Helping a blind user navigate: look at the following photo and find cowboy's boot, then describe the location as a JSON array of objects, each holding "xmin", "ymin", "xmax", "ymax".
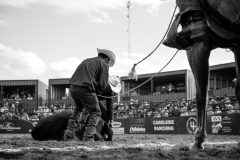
[
  {"xmin": 75, "ymin": 111, "xmax": 89, "ymax": 140},
  {"xmin": 83, "ymin": 112, "xmax": 101, "ymax": 141},
  {"xmin": 63, "ymin": 117, "xmax": 79, "ymax": 141},
  {"xmin": 63, "ymin": 111, "xmax": 85, "ymax": 141}
]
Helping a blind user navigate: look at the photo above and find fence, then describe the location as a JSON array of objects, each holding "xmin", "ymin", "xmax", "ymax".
[
  {"xmin": 1, "ymin": 113, "xmax": 239, "ymax": 135},
  {"xmin": 112, "ymin": 113, "xmax": 240, "ymax": 135}
]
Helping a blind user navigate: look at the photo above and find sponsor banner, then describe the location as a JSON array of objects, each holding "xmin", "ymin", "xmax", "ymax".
[
  {"xmin": 208, "ymin": 113, "xmax": 240, "ymax": 135},
  {"xmin": 111, "ymin": 119, "xmax": 124, "ymax": 134},
  {"xmin": 176, "ymin": 116, "xmax": 197, "ymax": 134},
  {"xmin": 0, "ymin": 120, "xmax": 34, "ymax": 133},
  {"xmin": 119, "ymin": 114, "xmax": 240, "ymax": 135},
  {"xmin": 129, "ymin": 126, "xmax": 146, "ymax": 134},
  {"xmin": 149, "ymin": 117, "xmax": 176, "ymax": 134},
  {"xmin": 129, "ymin": 118, "xmax": 146, "ymax": 134},
  {"xmin": 186, "ymin": 117, "xmax": 198, "ymax": 134}
]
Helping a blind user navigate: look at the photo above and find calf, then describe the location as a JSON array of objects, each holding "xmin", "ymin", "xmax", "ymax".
[{"xmin": 31, "ymin": 103, "xmax": 113, "ymax": 141}]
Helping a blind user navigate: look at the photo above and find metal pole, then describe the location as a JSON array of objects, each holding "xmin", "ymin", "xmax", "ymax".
[{"xmin": 127, "ymin": 0, "xmax": 131, "ymax": 71}]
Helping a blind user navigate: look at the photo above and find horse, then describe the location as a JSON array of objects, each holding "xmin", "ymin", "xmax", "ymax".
[{"xmin": 164, "ymin": 0, "xmax": 240, "ymax": 150}]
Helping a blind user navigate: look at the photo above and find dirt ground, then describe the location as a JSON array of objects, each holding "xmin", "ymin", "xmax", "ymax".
[{"xmin": 0, "ymin": 134, "xmax": 239, "ymax": 160}]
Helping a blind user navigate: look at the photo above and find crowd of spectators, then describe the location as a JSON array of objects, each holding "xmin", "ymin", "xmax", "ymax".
[
  {"xmin": 33, "ymin": 103, "xmax": 74, "ymax": 120},
  {"xmin": 2, "ymin": 92, "xmax": 34, "ymax": 101},
  {"xmin": 153, "ymin": 83, "xmax": 185, "ymax": 95},
  {"xmin": 130, "ymin": 83, "xmax": 185, "ymax": 96},
  {"xmin": 0, "ymin": 95, "xmax": 240, "ymax": 121},
  {"xmin": 114, "ymin": 96, "xmax": 240, "ymax": 119},
  {"xmin": 0, "ymin": 100, "xmax": 75, "ymax": 121},
  {"xmin": 0, "ymin": 101, "xmax": 30, "ymax": 120}
]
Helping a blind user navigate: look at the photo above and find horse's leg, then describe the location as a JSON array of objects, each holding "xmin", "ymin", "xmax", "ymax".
[
  {"xmin": 232, "ymin": 46, "xmax": 240, "ymax": 147},
  {"xmin": 186, "ymin": 41, "xmax": 211, "ymax": 150},
  {"xmin": 232, "ymin": 46, "xmax": 240, "ymax": 107}
]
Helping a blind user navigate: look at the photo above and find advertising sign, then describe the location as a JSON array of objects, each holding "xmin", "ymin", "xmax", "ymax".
[
  {"xmin": 209, "ymin": 114, "xmax": 240, "ymax": 135},
  {"xmin": 186, "ymin": 117, "xmax": 198, "ymax": 134},
  {"xmin": 129, "ymin": 118, "xmax": 146, "ymax": 134},
  {"xmin": 151, "ymin": 117, "xmax": 176, "ymax": 134},
  {"xmin": 111, "ymin": 119, "xmax": 125, "ymax": 134},
  {"xmin": 0, "ymin": 120, "xmax": 34, "ymax": 133},
  {"xmin": 176, "ymin": 116, "xmax": 197, "ymax": 134}
]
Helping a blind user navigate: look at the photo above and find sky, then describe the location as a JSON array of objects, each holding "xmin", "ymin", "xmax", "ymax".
[{"xmin": 0, "ymin": 0, "xmax": 235, "ymax": 85}]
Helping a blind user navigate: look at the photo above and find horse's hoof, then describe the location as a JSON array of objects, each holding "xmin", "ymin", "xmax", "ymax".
[{"xmin": 190, "ymin": 143, "xmax": 204, "ymax": 151}]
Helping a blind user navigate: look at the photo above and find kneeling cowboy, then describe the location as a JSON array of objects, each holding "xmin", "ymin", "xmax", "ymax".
[{"xmin": 64, "ymin": 48, "xmax": 116, "ymax": 141}]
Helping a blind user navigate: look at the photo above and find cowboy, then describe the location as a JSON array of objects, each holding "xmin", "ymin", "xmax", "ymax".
[
  {"xmin": 64, "ymin": 48, "xmax": 116, "ymax": 141},
  {"xmin": 78, "ymin": 75, "xmax": 121, "ymax": 141}
]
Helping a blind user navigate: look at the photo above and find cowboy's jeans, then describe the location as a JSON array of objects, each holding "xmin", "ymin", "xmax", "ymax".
[{"xmin": 69, "ymin": 85, "xmax": 101, "ymax": 140}]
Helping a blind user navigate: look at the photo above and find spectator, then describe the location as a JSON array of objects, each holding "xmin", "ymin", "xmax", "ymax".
[
  {"xmin": 129, "ymin": 109, "xmax": 134, "ymax": 118},
  {"xmin": 215, "ymin": 106, "xmax": 222, "ymax": 114},
  {"xmin": 9, "ymin": 103, "xmax": 18, "ymax": 116},
  {"xmin": 156, "ymin": 111, "xmax": 161, "ymax": 118},
  {"xmin": 34, "ymin": 106, "xmax": 44, "ymax": 119},
  {"xmin": 15, "ymin": 93, "xmax": 21, "ymax": 101},
  {"xmin": 225, "ymin": 99, "xmax": 234, "ymax": 114},
  {"xmin": 207, "ymin": 106, "xmax": 214, "ymax": 116},
  {"xmin": 172, "ymin": 106, "xmax": 181, "ymax": 116},
  {"xmin": 167, "ymin": 83, "xmax": 174, "ymax": 93},
  {"xmin": 16, "ymin": 101, "xmax": 23, "ymax": 116},
  {"xmin": 0, "ymin": 103, "xmax": 9, "ymax": 114},
  {"xmin": 180, "ymin": 99, "xmax": 188, "ymax": 109},
  {"xmin": 161, "ymin": 107, "xmax": 169, "ymax": 117},
  {"xmin": 189, "ymin": 107, "xmax": 197, "ymax": 116},
  {"xmin": 22, "ymin": 109, "xmax": 30, "ymax": 120},
  {"xmin": 30, "ymin": 114, "xmax": 39, "ymax": 121},
  {"xmin": 27, "ymin": 94, "xmax": 34, "ymax": 100},
  {"xmin": 146, "ymin": 110, "xmax": 152, "ymax": 117},
  {"xmin": 209, "ymin": 97, "xmax": 218, "ymax": 112},
  {"xmin": 168, "ymin": 106, "xmax": 174, "ymax": 117},
  {"xmin": 233, "ymin": 102, "xmax": 240, "ymax": 113},
  {"xmin": 43, "ymin": 105, "xmax": 51, "ymax": 117},
  {"xmin": 180, "ymin": 106, "xmax": 189, "ymax": 116}
]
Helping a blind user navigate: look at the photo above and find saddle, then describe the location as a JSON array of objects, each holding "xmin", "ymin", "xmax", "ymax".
[
  {"xmin": 164, "ymin": 0, "xmax": 240, "ymax": 49},
  {"xmin": 199, "ymin": 0, "xmax": 240, "ymax": 40},
  {"xmin": 163, "ymin": 11, "xmax": 208, "ymax": 50},
  {"xmin": 163, "ymin": 13, "xmax": 193, "ymax": 50}
]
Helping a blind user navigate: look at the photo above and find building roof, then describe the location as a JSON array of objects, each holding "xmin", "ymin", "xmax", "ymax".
[{"xmin": 121, "ymin": 69, "xmax": 190, "ymax": 81}]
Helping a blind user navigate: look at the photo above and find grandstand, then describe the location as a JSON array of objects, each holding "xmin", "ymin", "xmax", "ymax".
[
  {"xmin": 121, "ymin": 62, "xmax": 236, "ymax": 104},
  {"xmin": 0, "ymin": 62, "xmax": 238, "ymax": 123},
  {"xmin": 0, "ymin": 79, "xmax": 47, "ymax": 113}
]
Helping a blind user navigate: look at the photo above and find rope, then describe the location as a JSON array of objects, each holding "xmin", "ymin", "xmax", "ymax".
[
  {"xmin": 134, "ymin": 4, "xmax": 177, "ymax": 66},
  {"xmin": 98, "ymin": 49, "xmax": 179, "ymax": 99},
  {"xmin": 98, "ymin": 4, "xmax": 179, "ymax": 100}
]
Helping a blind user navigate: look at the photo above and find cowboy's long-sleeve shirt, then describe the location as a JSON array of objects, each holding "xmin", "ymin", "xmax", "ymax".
[{"xmin": 69, "ymin": 56, "xmax": 109, "ymax": 95}]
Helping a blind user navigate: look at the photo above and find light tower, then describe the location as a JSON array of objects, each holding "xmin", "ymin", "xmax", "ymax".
[{"xmin": 126, "ymin": 0, "xmax": 131, "ymax": 71}]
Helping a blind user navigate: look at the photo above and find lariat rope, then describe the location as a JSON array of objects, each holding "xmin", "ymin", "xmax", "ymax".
[
  {"xmin": 133, "ymin": 4, "xmax": 177, "ymax": 66},
  {"xmin": 98, "ymin": 49, "xmax": 179, "ymax": 99},
  {"xmin": 99, "ymin": 4, "xmax": 179, "ymax": 99}
]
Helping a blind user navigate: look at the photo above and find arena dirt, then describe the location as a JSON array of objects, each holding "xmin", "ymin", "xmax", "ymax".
[{"xmin": 0, "ymin": 134, "xmax": 239, "ymax": 160}]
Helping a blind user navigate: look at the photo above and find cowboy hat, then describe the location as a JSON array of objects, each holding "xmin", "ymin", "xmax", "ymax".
[
  {"xmin": 108, "ymin": 75, "xmax": 121, "ymax": 93},
  {"xmin": 97, "ymin": 48, "xmax": 116, "ymax": 67}
]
